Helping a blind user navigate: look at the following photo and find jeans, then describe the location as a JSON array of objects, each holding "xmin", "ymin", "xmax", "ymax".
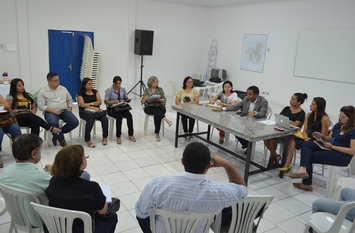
[
  {"xmin": 44, "ymin": 110, "xmax": 79, "ymax": 142},
  {"xmin": 181, "ymin": 114, "xmax": 195, "ymax": 133},
  {"xmin": 300, "ymin": 141, "xmax": 352, "ymax": 185},
  {"xmin": 0, "ymin": 123, "xmax": 22, "ymax": 151},
  {"xmin": 79, "ymin": 112, "xmax": 108, "ymax": 142},
  {"xmin": 108, "ymin": 110, "xmax": 134, "ymax": 137},
  {"xmin": 144, "ymin": 106, "xmax": 166, "ymax": 134},
  {"xmin": 235, "ymin": 136, "xmax": 248, "ymax": 148},
  {"xmin": 312, "ymin": 187, "xmax": 355, "ymax": 221}
]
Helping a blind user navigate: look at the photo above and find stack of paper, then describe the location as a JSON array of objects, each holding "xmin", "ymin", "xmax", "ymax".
[
  {"xmin": 208, "ymin": 104, "xmax": 222, "ymax": 109},
  {"xmin": 100, "ymin": 185, "xmax": 112, "ymax": 203}
]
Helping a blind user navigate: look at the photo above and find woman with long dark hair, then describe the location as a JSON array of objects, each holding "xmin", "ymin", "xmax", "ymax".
[
  {"xmin": 175, "ymin": 76, "xmax": 200, "ymax": 139},
  {"xmin": 78, "ymin": 77, "xmax": 108, "ymax": 148},
  {"xmin": 264, "ymin": 93, "xmax": 307, "ymax": 168},
  {"xmin": 290, "ymin": 106, "xmax": 355, "ymax": 191},
  {"xmin": 9, "ymin": 78, "xmax": 61, "ymax": 135},
  {"xmin": 280, "ymin": 97, "xmax": 330, "ymax": 174}
]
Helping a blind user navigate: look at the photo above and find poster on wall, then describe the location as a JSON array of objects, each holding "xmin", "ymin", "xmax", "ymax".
[{"xmin": 240, "ymin": 34, "xmax": 268, "ymax": 73}]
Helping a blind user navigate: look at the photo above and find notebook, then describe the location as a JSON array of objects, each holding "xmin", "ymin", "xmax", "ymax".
[{"xmin": 274, "ymin": 113, "xmax": 299, "ymax": 130}]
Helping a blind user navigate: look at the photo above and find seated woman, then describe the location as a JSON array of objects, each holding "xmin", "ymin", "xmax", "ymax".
[
  {"xmin": 175, "ymin": 76, "xmax": 200, "ymax": 139},
  {"xmin": 46, "ymin": 145, "xmax": 118, "ymax": 233},
  {"xmin": 290, "ymin": 105, "xmax": 355, "ymax": 191},
  {"xmin": 0, "ymin": 94, "xmax": 22, "ymax": 168},
  {"xmin": 312, "ymin": 187, "xmax": 355, "ymax": 222},
  {"xmin": 280, "ymin": 97, "xmax": 330, "ymax": 174},
  {"xmin": 104, "ymin": 76, "xmax": 135, "ymax": 145},
  {"xmin": 264, "ymin": 93, "xmax": 307, "ymax": 168},
  {"xmin": 141, "ymin": 76, "xmax": 172, "ymax": 142},
  {"xmin": 9, "ymin": 78, "xmax": 61, "ymax": 135},
  {"xmin": 78, "ymin": 78, "xmax": 108, "ymax": 148},
  {"xmin": 209, "ymin": 80, "xmax": 241, "ymax": 144}
]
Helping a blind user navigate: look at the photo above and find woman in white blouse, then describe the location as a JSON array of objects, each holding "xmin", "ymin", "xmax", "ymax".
[{"xmin": 210, "ymin": 81, "xmax": 241, "ymax": 144}]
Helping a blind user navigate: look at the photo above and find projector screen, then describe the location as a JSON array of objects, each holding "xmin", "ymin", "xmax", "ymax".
[{"xmin": 294, "ymin": 29, "xmax": 355, "ymax": 84}]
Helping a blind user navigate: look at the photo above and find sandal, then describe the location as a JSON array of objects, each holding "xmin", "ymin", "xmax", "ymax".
[
  {"xmin": 86, "ymin": 141, "xmax": 95, "ymax": 148},
  {"xmin": 116, "ymin": 137, "xmax": 122, "ymax": 144},
  {"xmin": 128, "ymin": 136, "xmax": 136, "ymax": 142},
  {"xmin": 274, "ymin": 154, "xmax": 282, "ymax": 167},
  {"xmin": 219, "ymin": 137, "xmax": 224, "ymax": 144},
  {"xmin": 102, "ymin": 138, "xmax": 108, "ymax": 145},
  {"xmin": 156, "ymin": 134, "xmax": 161, "ymax": 142},
  {"xmin": 267, "ymin": 158, "xmax": 275, "ymax": 168},
  {"xmin": 49, "ymin": 126, "xmax": 61, "ymax": 134},
  {"xmin": 168, "ymin": 121, "xmax": 173, "ymax": 127}
]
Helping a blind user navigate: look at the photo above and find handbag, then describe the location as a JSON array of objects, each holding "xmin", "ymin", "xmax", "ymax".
[
  {"xmin": 85, "ymin": 109, "xmax": 107, "ymax": 119},
  {"xmin": 96, "ymin": 197, "xmax": 120, "ymax": 218},
  {"xmin": 0, "ymin": 112, "xmax": 17, "ymax": 128},
  {"xmin": 111, "ymin": 104, "xmax": 132, "ymax": 113}
]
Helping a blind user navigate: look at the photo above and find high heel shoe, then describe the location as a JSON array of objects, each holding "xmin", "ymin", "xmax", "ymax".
[{"xmin": 279, "ymin": 164, "xmax": 293, "ymax": 176}]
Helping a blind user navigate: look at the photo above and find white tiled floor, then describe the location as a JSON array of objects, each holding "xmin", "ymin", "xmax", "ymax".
[{"xmin": 0, "ymin": 98, "xmax": 353, "ymax": 232}]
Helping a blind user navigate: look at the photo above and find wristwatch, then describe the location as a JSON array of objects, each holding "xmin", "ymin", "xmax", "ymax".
[{"xmin": 91, "ymin": 103, "xmax": 93, "ymax": 106}]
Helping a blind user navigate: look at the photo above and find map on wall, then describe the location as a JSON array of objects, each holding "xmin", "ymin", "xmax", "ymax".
[{"xmin": 240, "ymin": 34, "xmax": 268, "ymax": 73}]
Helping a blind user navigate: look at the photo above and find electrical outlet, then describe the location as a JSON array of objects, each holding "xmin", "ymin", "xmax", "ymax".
[{"xmin": 0, "ymin": 44, "xmax": 4, "ymax": 49}]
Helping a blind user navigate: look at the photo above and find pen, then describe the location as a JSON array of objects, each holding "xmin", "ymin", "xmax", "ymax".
[{"xmin": 329, "ymin": 138, "xmax": 335, "ymax": 144}]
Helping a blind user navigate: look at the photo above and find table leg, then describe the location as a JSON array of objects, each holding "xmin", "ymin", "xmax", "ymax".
[
  {"xmin": 174, "ymin": 112, "xmax": 180, "ymax": 148},
  {"xmin": 207, "ymin": 125, "xmax": 211, "ymax": 141},
  {"xmin": 244, "ymin": 141, "xmax": 253, "ymax": 185}
]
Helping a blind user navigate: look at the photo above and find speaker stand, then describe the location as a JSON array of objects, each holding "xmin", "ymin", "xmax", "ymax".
[{"xmin": 127, "ymin": 55, "xmax": 146, "ymax": 97}]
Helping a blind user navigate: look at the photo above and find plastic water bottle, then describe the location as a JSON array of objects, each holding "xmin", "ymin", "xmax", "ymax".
[{"xmin": 2, "ymin": 72, "xmax": 9, "ymax": 85}]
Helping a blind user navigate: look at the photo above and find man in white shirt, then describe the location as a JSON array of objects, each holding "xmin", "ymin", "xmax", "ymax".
[
  {"xmin": 135, "ymin": 142, "xmax": 248, "ymax": 233},
  {"xmin": 37, "ymin": 72, "xmax": 78, "ymax": 147}
]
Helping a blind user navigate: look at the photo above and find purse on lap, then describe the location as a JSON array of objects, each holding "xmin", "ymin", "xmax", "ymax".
[
  {"xmin": 84, "ymin": 109, "xmax": 107, "ymax": 119},
  {"xmin": 0, "ymin": 111, "xmax": 17, "ymax": 127}
]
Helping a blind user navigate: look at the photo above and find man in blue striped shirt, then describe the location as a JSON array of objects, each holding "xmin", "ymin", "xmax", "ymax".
[{"xmin": 135, "ymin": 142, "xmax": 248, "ymax": 233}]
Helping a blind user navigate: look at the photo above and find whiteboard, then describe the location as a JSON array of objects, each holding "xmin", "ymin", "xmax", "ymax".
[{"xmin": 294, "ymin": 29, "xmax": 355, "ymax": 84}]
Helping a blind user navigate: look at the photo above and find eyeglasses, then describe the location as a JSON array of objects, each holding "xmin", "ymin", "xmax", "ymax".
[
  {"xmin": 51, "ymin": 79, "xmax": 60, "ymax": 82},
  {"xmin": 84, "ymin": 153, "xmax": 90, "ymax": 159}
]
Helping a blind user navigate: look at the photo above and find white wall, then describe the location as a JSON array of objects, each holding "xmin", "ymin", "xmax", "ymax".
[
  {"xmin": 206, "ymin": 0, "xmax": 355, "ymax": 119},
  {"xmin": 0, "ymin": 0, "xmax": 208, "ymax": 99},
  {"xmin": 135, "ymin": 0, "xmax": 208, "ymax": 92}
]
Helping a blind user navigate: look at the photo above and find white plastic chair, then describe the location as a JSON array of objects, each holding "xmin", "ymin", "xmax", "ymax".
[
  {"xmin": 211, "ymin": 195, "xmax": 274, "ymax": 233},
  {"xmin": 0, "ymin": 195, "xmax": 6, "ymax": 216},
  {"xmin": 78, "ymin": 118, "xmax": 97, "ymax": 138},
  {"xmin": 144, "ymin": 114, "xmax": 164, "ymax": 136},
  {"xmin": 108, "ymin": 115, "xmax": 116, "ymax": 140},
  {"xmin": 30, "ymin": 202, "xmax": 93, "ymax": 233},
  {"xmin": 325, "ymin": 155, "xmax": 355, "ymax": 198},
  {"xmin": 304, "ymin": 201, "xmax": 355, "ymax": 233},
  {"xmin": 150, "ymin": 209, "xmax": 214, "ymax": 233},
  {"xmin": 44, "ymin": 119, "xmax": 73, "ymax": 146},
  {"xmin": 332, "ymin": 177, "xmax": 355, "ymax": 200},
  {"xmin": 0, "ymin": 183, "xmax": 42, "ymax": 233},
  {"xmin": 169, "ymin": 81, "xmax": 182, "ymax": 107}
]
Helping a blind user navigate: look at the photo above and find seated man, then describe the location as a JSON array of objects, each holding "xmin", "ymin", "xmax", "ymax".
[
  {"xmin": 219, "ymin": 85, "xmax": 268, "ymax": 152},
  {"xmin": 312, "ymin": 187, "xmax": 355, "ymax": 222},
  {"xmin": 135, "ymin": 142, "xmax": 248, "ymax": 233},
  {"xmin": 37, "ymin": 72, "xmax": 79, "ymax": 147},
  {"xmin": 0, "ymin": 134, "xmax": 90, "ymax": 227}
]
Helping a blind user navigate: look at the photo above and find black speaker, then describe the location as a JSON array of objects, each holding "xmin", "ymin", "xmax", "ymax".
[{"xmin": 134, "ymin": 30, "xmax": 154, "ymax": 56}]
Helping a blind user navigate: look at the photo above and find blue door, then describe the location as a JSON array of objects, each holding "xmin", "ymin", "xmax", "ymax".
[{"xmin": 48, "ymin": 30, "xmax": 94, "ymax": 99}]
